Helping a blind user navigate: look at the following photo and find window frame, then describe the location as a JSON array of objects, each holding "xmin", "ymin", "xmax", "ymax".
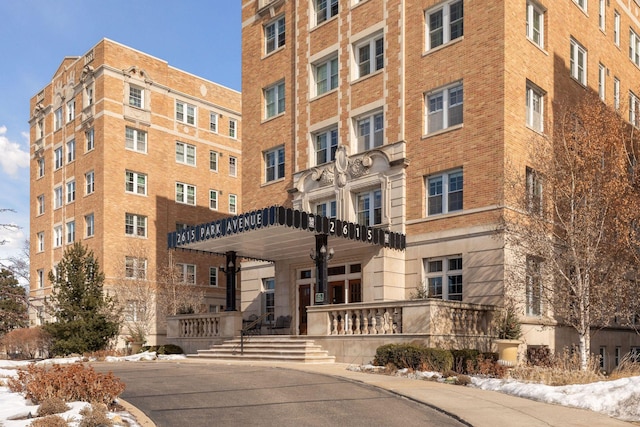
[
  {"xmin": 315, "ymin": 0, "xmax": 339, "ymax": 26},
  {"xmin": 425, "ymin": 0, "xmax": 464, "ymax": 51},
  {"xmin": 66, "ymin": 220, "xmax": 75, "ymax": 244},
  {"xmin": 264, "ymin": 81, "xmax": 285, "ymax": 119},
  {"xmin": 314, "ymin": 127, "xmax": 338, "ymax": 165},
  {"xmin": 425, "ymin": 82, "xmax": 464, "ymax": 134},
  {"xmin": 629, "ymin": 91, "xmax": 640, "ymax": 127},
  {"xmin": 526, "ymin": 82, "xmax": 545, "ymax": 132},
  {"xmin": 54, "ymin": 108, "xmax": 63, "ymax": 131},
  {"xmin": 265, "ymin": 15, "xmax": 285, "ymax": 54},
  {"xmin": 177, "ymin": 263, "xmax": 196, "ymax": 285},
  {"xmin": 85, "ymin": 213, "xmax": 94, "ymax": 238},
  {"xmin": 573, "ymin": 0, "xmax": 587, "ymax": 12},
  {"xmin": 85, "ymin": 171, "xmax": 95, "ymax": 195},
  {"xmin": 356, "ymin": 188, "xmax": 382, "ymax": 226},
  {"xmin": 229, "ymin": 119, "xmax": 238, "ymax": 139},
  {"xmin": 424, "ymin": 256, "xmax": 463, "ymax": 301},
  {"xmin": 526, "ymin": 256, "xmax": 543, "ymax": 316},
  {"xmin": 125, "ymin": 213, "xmax": 147, "ymax": 238},
  {"xmin": 125, "ymin": 127, "xmax": 147, "ymax": 153},
  {"xmin": 209, "ymin": 151, "xmax": 218, "ymax": 172},
  {"xmin": 570, "ymin": 38, "xmax": 587, "ymax": 85},
  {"xmin": 614, "ymin": 77, "xmax": 621, "ymax": 110},
  {"xmin": 66, "ymin": 180, "xmax": 76, "ymax": 204},
  {"xmin": 209, "ymin": 266, "xmax": 218, "ymax": 287},
  {"xmin": 526, "ymin": 1, "xmax": 545, "ymax": 48},
  {"xmin": 175, "ymin": 182, "xmax": 197, "ymax": 206},
  {"xmin": 209, "ymin": 112, "xmax": 218, "ymax": 133},
  {"xmin": 315, "ymin": 199, "xmax": 337, "ymax": 218},
  {"xmin": 54, "ymin": 147, "xmax": 63, "ymax": 170},
  {"xmin": 176, "ymin": 100, "xmax": 197, "ymax": 126},
  {"xmin": 175, "ymin": 141, "xmax": 197, "ymax": 166},
  {"xmin": 356, "ymin": 111, "xmax": 384, "ymax": 152},
  {"xmin": 426, "ymin": 169, "xmax": 463, "ymax": 216},
  {"xmin": 526, "ymin": 167, "xmax": 544, "ymax": 216},
  {"xmin": 630, "ymin": 29, "xmax": 640, "ymax": 67},
  {"xmin": 129, "ymin": 85, "xmax": 144, "ymax": 109},
  {"xmin": 263, "ymin": 278, "xmax": 275, "ymax": 323},
  {"xmin": 229, "ymin": 194, "xmax": 237, "ymax": 214},
  {"xmin": 37, "ymin": 231, "xmax": 45, "ymax": 252},
  {"xmin": 37, "ymin": 194, "xmax": 45, "ymax": 215},
  {"xmin": 53, "ymin": 186, "xmax": 63, "ymax": 210},
  {"xmin": 125, "ymin": 171, "xmax": 147, "ymax": 196},
  {"xmin": 85, "ymin": 128, "xmax": 95, "ymax": 152},
  {"xmin": 209, "ymin": 189, "xmax": 218, "ymax": 210},
  {"xmin": 614, "ymin": 11, "xmax": 620, "ymax": 46},
  {"xmin": 53, "ymin": 225, "xmax": 63, "ymax": 248},
  {"xmin": 229, "ymin": 156, "xmax": 238, "ymax": 177},
  {"xmin": 598, "ymin": 0, "xmax": 606, "ymax": 31},
  {"xmin": 66, "ymin": 139, "xmax": 75, "ymax": 164},
  {"xmin": 355, "ymin": 35, "xmax": 384, "ymax": 79},
  {"xmin": 66, "ymin": 99, "xmax": 75, "ymax": 123},
  {"xmin": 314, "ymin": 56, "xmax": 339, "ymax": 97},
  {"xmin": 37, "ymin": 158, "xmax": 45, "ymax": 178},
  {"xmin": 125, "ymin": 257, "xmax": 147, "ymax": 280},
  {"xmin": 264, "ymin": 146, "xmax": 285, "ymax": 182},
  {"xmin": 598, "ymin": 63, "xmax": 606, "ymax": 101}
]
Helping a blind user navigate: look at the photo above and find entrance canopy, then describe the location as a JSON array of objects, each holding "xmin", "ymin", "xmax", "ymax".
[{"xmin": 167, "ymin": 206, "xmax": 405, "ymax": 262}]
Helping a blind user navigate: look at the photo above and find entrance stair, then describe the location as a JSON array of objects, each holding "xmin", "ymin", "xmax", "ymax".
[{"xmin": 191, "ymin": 336, "xmax": 335, "ymax": 363}]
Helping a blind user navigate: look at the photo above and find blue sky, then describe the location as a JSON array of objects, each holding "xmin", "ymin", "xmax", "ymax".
[{"xmin": 0, "ymin": 1, "xmax": 242, "ymax": 264}]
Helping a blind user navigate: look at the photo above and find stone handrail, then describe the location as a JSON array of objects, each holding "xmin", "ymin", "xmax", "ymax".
[{"xmin": 166, "ymin": 312, "xmax": 242, "ymax": 339}]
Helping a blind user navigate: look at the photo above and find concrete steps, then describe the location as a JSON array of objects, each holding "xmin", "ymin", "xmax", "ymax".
[{"xmin": 191, "ymin": 336, "xmax": 335, "ymax": 363}]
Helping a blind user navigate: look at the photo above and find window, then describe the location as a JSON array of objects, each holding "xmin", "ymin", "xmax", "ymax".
[
  {"xmin": 66, "ymin": 221, "xmax": 75, "ymax": 244},
  {"xmin": 53, "ymin": 186, "xmax": 63, "ymax": 209},
  {"xmin": 615, "ymin": 347, "xmax": 621, "ymax": 367},
  {"xmin": 526, "ymin": 82, "xmax": 544, "ymax": 132},
  {"xmin": 599, "ymin": 347, "xmax": 606, "ymax": 370},
  {"xmin": 209, "ymin": 267, "xmax": 218, "ymax": 287},
  {"xmin": 37, "ymin": 232, "xmax": 44, "ymax": 252},
  {"xmin": 37, "ymin": 158, "xmax": 45, "ymax": 178},
  {"xmin": 37, "ymin": 269, "xmax": 44, "ymax": 289},
  {"xmin": 53, "ymin": 225, "xmax": 63, "ymax": 248},
  {"xmin": 176, "ymin": 182, "xmax": 196, "ymax": 205},
  {"xmin": 573, "ymin": 0, "xmax": 587, "ymax": 12},
  {"xmin": 614, "ymin": 77, "xmax": 620, "ymax": 110},
  {"xmin": 526, "ymin": 167, "xmax": 543, "ymax": 215},
  {"xmin": 125, "ymin": 127, "xmax": 147, "ymax": 153},
  {"xmin": 229, "ymin": 119, "xmax": 237, "ymax": 139},
  {"xmin": 85, "ymin": 213, "xmax": 94, "ymax": 237},
  {"xmin": 614, "ymin": 11, "xmax": 620, "ymax": 46},
  {"xmin": 424, "ymin": 256, "xmax": 463, "ymax": 301},
  {"xmin": 315, "ymin": 127, "xmax": 338, "ymax": 165},
  {"xmin": 85, "ymin": 85, "xmax": 94, "ymax": 107},
  {"xmin": 175, "ymin": 142, "xmax": 196, "ymax": 166},
  {"xmin": 176, "ymin": 100, "xmax": 196, "ymax": 125},
  {"xmin": 229, "ymin": 194, "xmax": 237, "ymax": 214},
  {"xmin": 66, "ymin": 180, "xmax": 76, "ymax": 204},
  {"xmin": 265, "ymin": 16, "xmax": 285, "ymax": 54},
  {"xmin": 125, "ymin": 171, "xmax": 147, "ymax": 195},
  {"xmin": 129, "ymin": 85, "xmax": 144, "ymax": 108},
  {"xmin": 599, "ymin": 0, "xmax": 605, "ymax": 31},
  {"xmin": 54, "ymin": 108, "xmax": 63, "ymax": 131},
  {"xmin": 265, "ymin": 146, "xmax": 285, "ymax": 182},
  {"xmin": 356, "ymin": 189, "xmax": 382, "ymax": 226},
  {"xmin": 125, "ymin": 213, "xmax": 147, "ymax": 237},
  {"xmin": 427, "ymin": 170, "xmax": 463, "ymax": 215},
  {"xmin": 263, "ymin": 278, "xmax": 275, "ymax": 322},
  {"xmin": 209, "ymin": 151, "xmax": 218, "ymax": 172},
  {"xmin": 209, "ymin": 190, "xmax": 218, "ymax": 210},
  {"xmin": 85, "ymin": 171, "xmax": 95, "ymax": 195},
  {"xmin": 177, "ymin": 263, "xmax": 196, "ymax": 285},
  {"xmin": 356, "ymin": 35, "xmax": 384, "ymax": 78},
  {"xmin": 314, "ymin": 57, "xmax": 338, "ymax": 96},
  {"xmin": 598, "ymin": 64, "xmax": 606, "ymax": 101},
  {"xmin": 125, "ymin": 257, "xmax": 147, "ymax": 280},
  {"xmin": 37, "ymin": 119, "xmax": 44, "ymax": 140},
  {"xmin": 570, "ymin": 38, "xmax": 587, "ymax": 85},
  {"xmin": 37, "ymin": 194, "xmax": 45, "ymax": 215},
  {"xmin": 426, "ymin": 83, "xmax": 463, "ymax": 133},
  {"xmin": 426, "ymin": 0, "xmax": 463, "ymax": 50},
  {"xmin": 630, "ymin": 29, "xmax": 640, "ymax": 66},
  {"xmin": 315, "ymin": 0, "xmax": 338, "ymax": 25},
  {"xmin": 54, "ymin": 147, "xmax": 63, "ymax": 170},
  {"xmin": 229, "ymin": 156, "xmax": 237, "ymax": 177},
  {"xmin": 356, "ymin": 111, "xmax": 383, "ymax": 151},
  {"xmin": 67, "ymin": 99, "xmax": 75, "ymax": 122},
  {"xmin": 630, "ymin": 92, "xmax": 640, "ymax": 127},
  {"xmin": 526, "ymin": 1, "xmax": 544, "ymax": 48},
  {"xmin": 85, "ymin": 128, "xmax": 94, "ymax": 152},
  {"xmin": 66, "ymin": 139, "xmax": 75, "ymax": 163},
  {"xmin": 265, "ymin": 81, "xmax": 285, "ymax": 118},
  {"xmin": 526, "ymin": 256, "xmax": 543, "ymax": 316},
  {"xmin": 210, "ymin": 112, "xmax": 218, "ymax": 133},
  {"xmin": 315, "ymin": 200, "xmax": 337, "ymax": 218}
]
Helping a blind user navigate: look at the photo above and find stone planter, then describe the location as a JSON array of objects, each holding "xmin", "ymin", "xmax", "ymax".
[
  {"xmin": 130, "ymin": 341, "xmax": 144, "ymax": 355},
  {"xmin": 494, "ymin": 339, "xmax": 522, "ymax": 366}
]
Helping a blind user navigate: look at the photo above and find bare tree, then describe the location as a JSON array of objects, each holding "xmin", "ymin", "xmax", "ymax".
[
  {"xmin": 0, "ymin": 209, "xmax": 19, "ymax": 247},
  {"xmin": 156, "ymin": 250, "xmax": 205, "ymax": 318},
  {"xmin": 503, "ymin": 93, "xmax": 640, "ymax": 370}
]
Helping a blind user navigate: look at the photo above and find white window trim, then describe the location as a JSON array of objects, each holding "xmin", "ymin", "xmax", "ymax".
[
  {"xmin": 526, "ymin": 82, "xmax": 545, "ymax": 132},
  {"xmin": 614, "ymin": 77, "xmax": 620, "ymax": 110},
  {"xmin": 53, "ymin": 225, "xmax": 63, "ymax": 248},
  {"xmin": 570, "ymin": 38, "xmax": 587, "ymax": 85},
  {"xmin": 37, "ymin": 158, "xmax": 45, "ymax": 178},
  {"xmin": 229, "ymin": 194, "xmax": 238, "ymax": 214},
  {"xmin": 264, "ymin": 146, "xmax": 285, "ymax": 182},
  {"xmin": 229, "ymin": 119, "xmax": 238, "ymax": 139},
  {"xmin": 526, "ymin": 256, "xmax": 543, "ymax": 317},
  {"xmin": 630, "ymin": 29, "xmax": 640, "ymax": 67},
  {"xmin": 264, "ymin": 81, "xmax": 285, "ymax": 119},
  {"xmin": 598, "ymin": 0, "xmax": 606, "ymax": 31},
  {"xmin": 125, "ymin": 213, "xmax": 147, "ymax": 238},
  {"xmin": 209, "ymin": 266, "xmax": 218, "ymax": 287},
  {"xmin": 177, "ymin": 263, "xmax": 196, "ymax": 285},
  {"xmin": 85, "ymin": 171, "xmax": 95, "ymax": 195},
  {"xmin": 125, "ymin": 127, "xmax": 147, "ymax": 153},
  {"xmin": 54, "ymin": 108, "xmax": 63, "ymax": 131},
  {"xmin": 209, "ymin": 189, "xmax": 219, "ymax": 210},
  {"xmin": 176, "ymin": 182, "xmax": 197, "ymax": 205},
  {"xmin": 265, "ymin": 15, "xmax": 285, "ymax": 55},
  {"xmin": 314, "ymin": 127, "xmax": 338, "ymax": 165},
  {"xmin": 125, "ymin": 257, "xmax": 147, "ymax": 280},
  {"xmin": 573, "ymin": 0, "xmax": 587, "ymax": 13},
  {"xmin": 125, "ymin": 171, "xmax": 147, "ymax": 196},
  {"xmin": 614, "ymin": 11, "xmax": 620, "ymax": 46},
  {"xmin": 209, "ymin": 151, "xmax": 219, "ymax": 172},
  {"xmin": 53, "ymin": 186, "xmax": 63, "ymax": 210},
  {"xmin": 425, "ymin": 82, "xmax": 464, "ymax": 134},
  {"xmin": 598, "ymin": 64, "xmax": 606, "ymax": 101},
  {"xmin": 175, "ymin": 141, "xmax": 197, "ymax": 166},
  {"xmin": 37, "ymin": 194, "xmax": 45, "ymax": 216},
  {"xmin": 425, "ymin": 0, "xmax": 464, "ymax": 51},
  {"xmin": 210, "ymin": 112, "xmax": 218, "ymax": 133},
  {"xmin": 54, "ymin": 146, "xmax": 63, "ymax": 170},
  {"xmin": 355, "ymin": 110, "xmax": 384, "ymax": 152},
  {"xmin": 66, "ymin": 220, "xmax": 75, "ymax": 244},
  {"xmin": 315, "ymin": 0, "xmax": 339, "ymax": 26},
  {"xmin": 85, "ymin": 128, "xmax": 95, "ymax": 152},
  {"xmin": 85, "ymin": 213, "xmax": 94, "ymax": 238},
  {"xmin": 356, "ymin": 188, "xmax": 382, "ymax": 226},
  {"xmin": 629, "ymin": 91, "xmax": 640, "ymax": 127},
  {"xmin": 354, "ymin": 34, "xmax": 384, "ymax": 79},
  {"xmin": 67, "ymin": 99, "xmax": 75, "ymax": 123},
  {"xmin": 313, "ymin": 55, "xmax": 339, "ymax": 97},
  {"xmin": 129, "ymin": 85, "xmax": 145, "ymax": 109},
  {"xmin": 426, "ymin": 169, "xmax": 464, "ymax": 216},
  {"xmin": 424, "ymin": 256, "xmax": 463, "ymax": 301},
  {"xmin": 229, "ymin": 156, "xmax": 238, "ymax": 177},
  {"xmin": 526, "ymin": 1, "xmax": 545, "ymax": 48},
  {"xmin": 66, "ymin": 180, "xmax": 76, "ymax": 204},
  {"xmin": 37, "ymin": 232, "xmax": 45, "ymax": 252},
  {"xmin": 176, "ymin": 100, "xmax": 197, "ymax": 126},
  {"xmin": 66, "ymin": 139, "xmax": 75, "ymax": 164}
]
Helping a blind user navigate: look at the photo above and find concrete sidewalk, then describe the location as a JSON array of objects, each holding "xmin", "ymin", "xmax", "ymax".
[{"xmin": 174, "ymin": 359, "xmax": 632, "ymax": 427}]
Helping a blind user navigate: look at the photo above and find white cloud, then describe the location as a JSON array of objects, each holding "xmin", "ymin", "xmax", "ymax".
[{"xmin": 0, "ymin": 126, "xmax": 29, "ymax": 177}]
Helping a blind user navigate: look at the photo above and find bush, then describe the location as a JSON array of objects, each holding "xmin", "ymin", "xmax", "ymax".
[
  {"xmin": 1, "ymin": 327, "xmax": 52, "ymax": 359},
  {"xmin": 373, "ymin": 344, "xmax": 453, "ymax": 372},
  {"xmin": 510, "ymin": 347, "xmax": 603, "ymax": 385},
  {"xmin": 37, "ymin": 397, "xmax": 70, "ymax": 417},
  {"xmin": 7, "ymin": 363, "xmax": 125, "ymax": 405},
  {"xmin": 527, "ymin": 346, "xmax": 553, "ymax": 367},
  {"xmin": 29, "ymin": 415, "xmax": 69, "ymax": 427},
  {"xmin": 141, "ymin": 344, "xmax": 184, "ymax": 355},
  {"xmin": 451, "ymin": 349, "xmax": 480, "ymax": 374},
  {"xmin": 78, "ymin": 403, "xmax": 113, "ymax": 427}
]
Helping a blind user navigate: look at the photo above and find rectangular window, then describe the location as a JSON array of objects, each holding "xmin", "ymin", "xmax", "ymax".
[
  {"xmin": 176, "ymin": 182, "xmax": 196, "ymax": 205},
  {"xmin": 356, "ymin": 112, "xmax": 383, "ymax": 151},
  {"xmin": 427, "ymin": 83, "xmax": 463, "ymax": 133},
  {"xmin": 37, "ymin": 158, "xmax": 45, "ymax": 178},
  {"xmin": 125, "ymin": 257, "xmax": 147, "ymax": 280},
  {"xmin": 265, "ymin": 146, "xmax": 285, "ymax": 182},
  {"xmin": 66, "ymin": 139, "xmax": 75, "ymax": 163},
  {"xmin": 570, "ymin": 38, "xmax": 587, "ymax": 85},
  {"xmin": 53, "ymin": 225, "xmax": 63, "ymax": 248},
  {"xmin": 263, "ymin": 278, "xmax": 275, "ymax": 322},
  {"xmin": 315, "ymin": 127, "xmax": 338, "ymax": 165},
  {"xmin": 209, "ymin": 151, "xmax": 218, "ymax": 172},
  {"xmin": 125, "ymin": 213, "xmax": 147, "ymax": 237},
  {"xmin": 85, "ymin": 128, "xmax": 94, "ymax": 152},
  {"xmin": 210, "ymin": 112, "xmax": 218, "ymax": 133},
  {"xmin": 614, "ymin": 11, "xmax": 620, "ymax": 46},
  {"xmin": 176, "ymin": 142, "xmax": 196, "ymax": 166},
  {"xmin": 526, "ymin": 167, "xmax": 543, "ymax": 215},
  {"xmin": 265, "ymin": 81, "xmax": 285, "ymax": 118},
  {"xmin": 265, "ymin": 16, "xmax": 285, "ymax": 54},
  {"xmin": 229, "ymin": 194, "xmax": 237, "ymax": 214},
  {"xmin": 357, "ymin": 35, "xmax": 384, "ymax": 78},
  {"xmin": 85, "ymin": 171, "xmax": 95, "ymax": 195},
  {"xmin": 125, "ymin": 127, "xmax": 147, "ymax": 153},
  {"xmin": 427, "ymin": 169, "xmax": 463, "ymax": 216},
  {"xmin": 630, "ymin": 29, "xmax": 640, "ymax": 66},
  {"xmin": 67, "ymin": 99, "xmax": 75, "ymax": 122},
  {"xmin": 599, "ymin": 347, "xmax": 606, "ymax": 370},
  {"xmin": 574, "ymin": 0, "xmax": 587, "ymax": 12},
  {"xmin": 209, "ymin": 189, "xmax": 218, "ymax": 210},
  {"xmin": 315, "ymin": 0, "xmax": 338, "ymax": 25},
  {"xmin": 229, "ymin": 119, "xmax": 237, "ymax": 139},
  {"xmin": 426, "ymin": 0, "xmax": 464, "ymax": 50},
  {"xmin": 177, "ymin": 263, "xmax": 196, "ymax": 285},
  {"xmin": 176, "ymin": 100, "xmax": 196, "ymax": 125},
  {"xmin": 85, "ymin": 85, "xmax": 94, "ymax": 107},
  {"xmin": 630, "ymin": 92, "xmax": 640, "ymax": 127},
  {"xmin": 615, "ymin": 347, "xmax": 621, "ymax": 367},
  {"xmin": 129, "ymin": 86, "xmax": 144, "ymax": 108},
  {"xmin": 66, "ymin": 180, "xmax": 76, "ymax": 204},
  {"xmin": 37, "ymin": 194, "xmax": 45, "ymax": 215},
  {"xmin": 54, "ymin": 147, "xmax": 63, "ymax": 169},
  {"xmin": 315, "ymin": 57, "xmax": 339, "ymax": 96},
  {"xmin": 357, "ymin": 189, "xmax": 382, "ymax": 226},
  {"xmin": 424, "ymin": 256, "xmax": 463, "ymax": 301},
  {"xmin": 526, "ymin": 256, "xmax": 543, "ymax": 316},
  {"xmin": 37, "ymin": 119, "xmax": 44, "ymax": 140},
  {"xmin": 599, "ymin": 0, "xmax": 606, "ymax": 31},
  {"xmin": 54, "ymin": 108, "xmax": 63, "ymax": 131},
  {"xmin": 37, "ymin": 232, "xmax": 45, "ymax": 252},
  {"xmin": 53, "ymin": 186, "xmax": 63, "ymax": 209},
  {"xmin": 526, "ymin": 1, "xmax": 544, "ymax": 48},
  {"xmin": 229, "ymin": 156, "xmax": 237, "ymax": 177},
  {"xmin": 598, "ymin": 64, "xmax": 606, "ymax": 101},
  {"xmin": 209, "ymin": 267, "xmax": 218, "ymax": 287},
  {"xmin": 66, "ymin": 221, "xmax": 75, "ymax": 244},
  {"xmin": 125, "ymin": 171, "xmax": 147, "ymax": 195},
  {"xmin": 614, "ymin": 77, "xmax": 620, "ymax": 110},
  {"xmin": 315, "ymin": 200, "xmax": 337, "ymax": 218},
  {"xmin": 37, "ymin": 269, "xmax": 44, "ymax": 289},
  {"xmin": 85, "ymin": 213, "xmax": 94, "ymax": 237},
  {"xmin": 526, "ymin": 82, "xmax": 544, "ymax": 132}
]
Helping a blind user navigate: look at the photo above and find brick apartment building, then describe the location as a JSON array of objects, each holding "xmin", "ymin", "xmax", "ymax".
[{"xmin": 29, "ymin": 39, "xmax": 242, "ymax": 345}]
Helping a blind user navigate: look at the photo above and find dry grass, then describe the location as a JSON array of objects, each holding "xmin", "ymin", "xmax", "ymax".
[
  {"xmin": 37, "ymin": 397, "xmax": 70, "ymax": 417},
  {"xmin": 78, "ymin": 403, "xmax": 114, "ymax": 427},
  {"xmin": 29, "ymin": 415, "xmax": 69, "ymax": 427},
  {"xmin": 609, "ymin": 354, "xmax": 640, "ymax": 380},
  {"xmin": 510, "ymin": 347, "xmax": 604, "ymax": 386}
]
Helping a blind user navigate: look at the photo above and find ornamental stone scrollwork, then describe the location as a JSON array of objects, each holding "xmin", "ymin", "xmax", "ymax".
[
  {"xmin": 311, "ymin": 145, "xmax": 373, "ymax": 189},
  {"xmin": 80, "ymin": 65, "xmax": 94, "ymax": 83}
]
